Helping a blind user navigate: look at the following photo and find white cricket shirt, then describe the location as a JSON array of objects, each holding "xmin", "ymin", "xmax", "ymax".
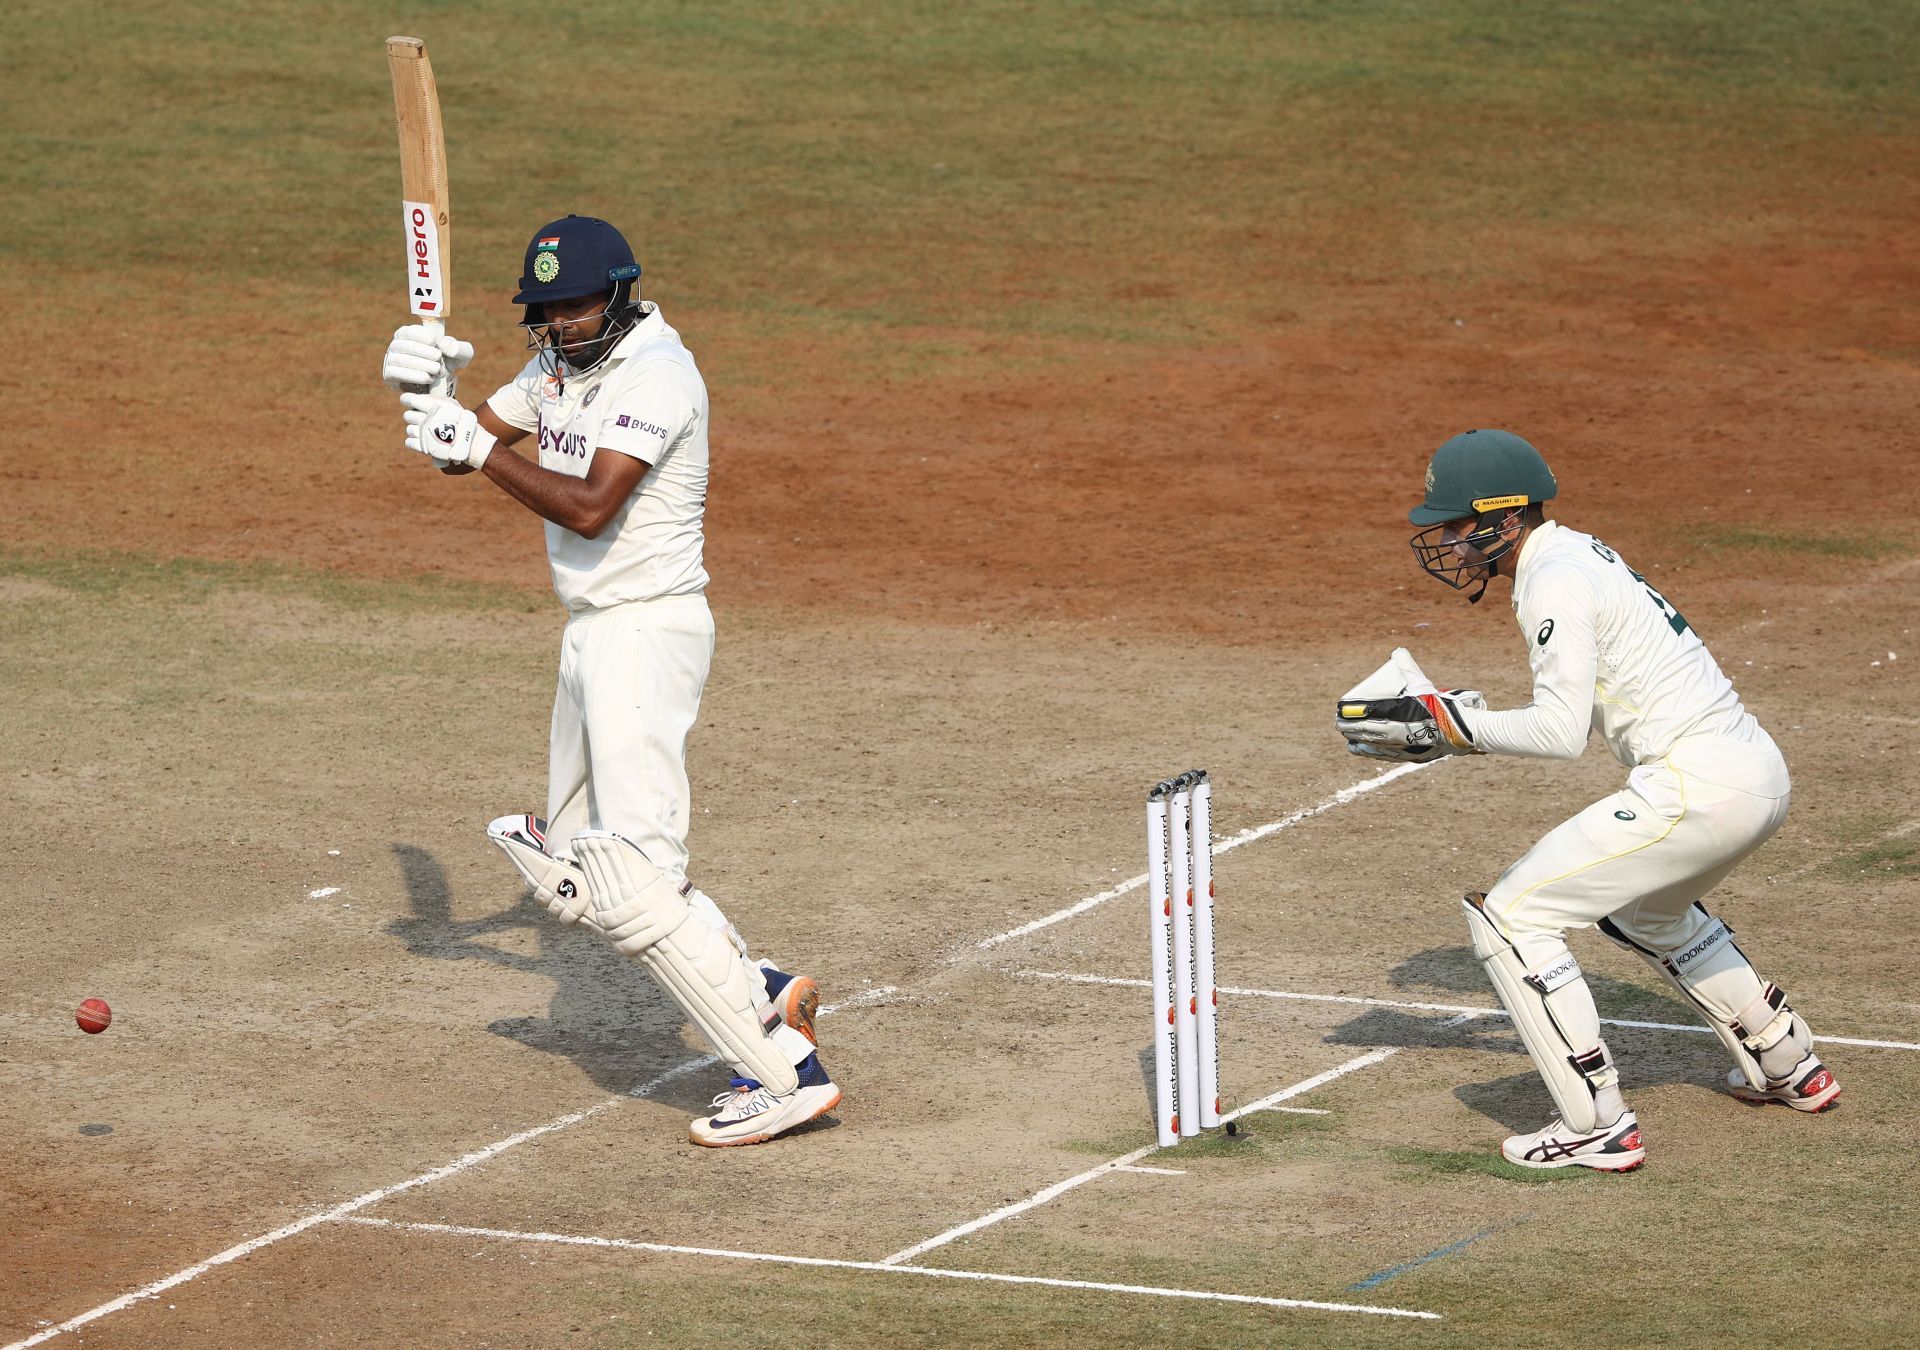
[
  {"xmin": 486, "ymin": 303, "xmax": 710, "ymax": 612},
  {"xmin": 1473, "ymin": 520, "xmax": 1769, "ymax": 768}
]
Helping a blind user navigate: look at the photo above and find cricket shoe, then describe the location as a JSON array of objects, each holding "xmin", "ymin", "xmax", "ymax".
[
  {"xmin": 759, "ymin": 966, "xmax": 820, "ymax": 1045},
  {"xmin": 689, "ymin": 1053, "xmax": 840, "ymax": 1147},
  {"xmin": 1727, "ymin": 1057, "xmax": 1841, "ymax": 1113},
  {"xmin": 1501, "ymin": 1111, "xmax": 1645, "ymax": 1172}
]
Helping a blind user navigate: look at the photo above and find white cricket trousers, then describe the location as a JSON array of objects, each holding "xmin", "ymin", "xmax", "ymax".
[
  {"xmin": 1484, "ymin": 730, "xmax": 1791, "ymax": 949},
  {"xmin": 545, "ymin": 594, "xmax": 714, "ymax": 887}
]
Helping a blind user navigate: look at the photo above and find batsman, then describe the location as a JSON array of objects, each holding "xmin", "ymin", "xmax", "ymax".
[
  {"xmin": 380, "ymin": 215, "xmax": 839, "ymax": 1147},
  {"xmin": 1337, "ymin": 429, "xmax": 1840, "ymax": 1171}
]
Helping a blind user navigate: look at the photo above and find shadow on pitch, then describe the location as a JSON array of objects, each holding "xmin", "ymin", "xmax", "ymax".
[{"xmin": 385, "ymin": 841, "xmax": 722, "ymax": 1111}]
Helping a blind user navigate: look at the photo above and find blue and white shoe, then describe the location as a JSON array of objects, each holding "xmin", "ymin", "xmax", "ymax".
[
  {"xmin": 759, "ymin": 965, "xmax": 821, "ymax": 1045},
  {"xmin": 689, "ymin": 1054, "xmax": 840, "ymax": 1148}
]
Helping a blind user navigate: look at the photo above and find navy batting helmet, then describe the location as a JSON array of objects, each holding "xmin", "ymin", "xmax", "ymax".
[{"xmin": 512, "ymin": 215, "xmax": 642, "ymax": 307}]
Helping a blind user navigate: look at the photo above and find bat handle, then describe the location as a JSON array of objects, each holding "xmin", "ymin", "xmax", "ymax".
[{"xmin": 422, "ymin": 315, "xmax": 459, "ymax": 472}]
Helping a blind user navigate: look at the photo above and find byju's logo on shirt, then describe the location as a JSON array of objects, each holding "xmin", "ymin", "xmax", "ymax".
[
  {"xmin": 614, "ymin": 414, "xmax": 669, "ymax": 437},
  {"xmin": 538, "ymin": 424, "xmax": 590, "ymax": 458}
]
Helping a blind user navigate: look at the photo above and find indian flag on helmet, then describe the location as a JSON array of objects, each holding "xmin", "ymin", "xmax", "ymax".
[{"xmin": 536, "ymin": 237, "xmax": 561, "ymax": 250}]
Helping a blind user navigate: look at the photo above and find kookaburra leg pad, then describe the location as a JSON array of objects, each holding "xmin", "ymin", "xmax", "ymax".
[
  {"xmin": 1599, "ymin": 905, "xmax": 1813, "ymax": 1090},
  {"xmin": 1464, "ymin": 893, "xmax": 1626, "ymax": 1134}
]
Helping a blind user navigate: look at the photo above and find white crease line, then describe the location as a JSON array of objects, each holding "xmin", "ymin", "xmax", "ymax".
[
  {"xmin": 1219, "ymin": 1048, "xmax": 1401, "ymax": 1127},
  {"xmin": 0, "ymin": 1102, "xmax": 622, "ymax": 1350},
  {"xmin": 339, "ymin": 1217, "xmax": 1438, "ymax": 1321},
  {"xmin": 1117, "ymin": 1165, "xmax": 1186, "ymax": 1176},
  {"xmin": 1025, "ymin": 972, "xmax": 1920, "ymax": 1052},
  {"xmin": 976, "ymin": 762, "xmax": 1431, "ymax": 949},
  {"xmin": 879, "ymin": 1049, "xmax": 1399, "ymax": 1268},
  {"xmin": 5, "ymin": 987, "xmax": 896, "ymax": 1350}
]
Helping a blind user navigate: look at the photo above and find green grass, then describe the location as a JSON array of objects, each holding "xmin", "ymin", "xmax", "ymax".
[
  {"xmin": 5, "ymin": 0, "xmax": 1916, "ymax": 372},
  {"xmin": 0, "ymin": 548, "xmax": 531, "ymax": 615},
  {"xmin": 1686, "ymin": 526, "xmax": 1910, "ymax": 560},
  {"xmin": 1823, "ymin": 832, "xmax": 1920, "ymax": 879}
]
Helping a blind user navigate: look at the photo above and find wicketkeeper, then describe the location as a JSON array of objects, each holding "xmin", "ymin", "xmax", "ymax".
[{"xmin": 1336, "ymin": 429, "xmax": 1839, "ymax": 1170}]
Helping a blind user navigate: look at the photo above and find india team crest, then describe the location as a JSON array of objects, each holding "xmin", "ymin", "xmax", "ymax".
[{"xmin": 533, "ymin": 252, "xmax": 560, "ymax": 283}]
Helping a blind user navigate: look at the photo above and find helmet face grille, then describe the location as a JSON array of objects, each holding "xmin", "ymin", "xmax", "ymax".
[
  {"xmin": 520, "ymin": 279, "xmax": 643, "ymax": 378},
  {"xmin": 1409, "ymin": 507, "xmax": 1526, "ymax": 603}
]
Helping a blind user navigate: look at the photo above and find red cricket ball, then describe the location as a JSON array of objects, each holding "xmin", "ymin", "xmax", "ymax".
[{"xmin": 76, "ymin": 998, "xmax": 113, "ymax": 1034}]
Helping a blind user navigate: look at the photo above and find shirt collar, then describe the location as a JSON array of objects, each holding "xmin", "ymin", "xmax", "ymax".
[
  {"xmin": 604, "ymin": 301, "xmax": 666, "ymax": 362},
  {"xmin": 1511, "ymin": 517, "xmax": 1559, "ymax": 588}
]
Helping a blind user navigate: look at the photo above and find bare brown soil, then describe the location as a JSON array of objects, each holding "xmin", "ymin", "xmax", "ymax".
[{"xmin": 11, "ymin": 223, "xmax": 1916, "ymax": 642}]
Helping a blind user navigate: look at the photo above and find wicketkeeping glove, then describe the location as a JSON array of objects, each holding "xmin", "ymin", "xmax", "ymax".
[
  {"xmin": 1339, "ymin": 687, "xmax": 1486, "ymax": 761},
  {"xmin": 382, "ymin": 324, "xmax": 475, "ymax": 393},
  {"xmin": 401, "ymin": 393, "xmax": 496, "ymax": 469},
  {"xmin": 1335, "ymin": 647, "xmax": 1486, "ymax": 762}
]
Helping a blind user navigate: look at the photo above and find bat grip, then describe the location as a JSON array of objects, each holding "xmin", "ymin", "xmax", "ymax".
[{"xmin": 422, "ymin": 316, "xmax": 460, "ymax": 472}]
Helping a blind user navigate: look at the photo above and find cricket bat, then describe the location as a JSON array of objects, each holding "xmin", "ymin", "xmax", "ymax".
[{"xmin": 385, "ymin": 36, "xmax": 463, "ymax": 471}]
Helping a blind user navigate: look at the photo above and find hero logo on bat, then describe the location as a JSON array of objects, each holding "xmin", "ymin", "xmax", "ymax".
[{"xmin": 402, "ymin": 200, "xmax": 445, "ymax": 317}]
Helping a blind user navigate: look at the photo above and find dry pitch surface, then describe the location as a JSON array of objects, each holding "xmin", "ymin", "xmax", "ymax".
[
  {"xmin": 5, "ymin": 2, "xmax": 1920, "ymax": 1345},
  {"xmin": 5, "ymin": 547, "xmax": 1918, "ymax": 1346}
]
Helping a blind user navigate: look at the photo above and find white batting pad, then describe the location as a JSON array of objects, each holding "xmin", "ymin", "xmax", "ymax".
[
  {"xmin": 487, "ymin": 814, "xmax": 593, "ymax": 924},
  {"xmin": 1600, "ymin": 906, "xmax": 1812, "ymax": 1089},
  {"xmin": 572, "ymin": 832, "xmax": 799, "ymax": 1095},
  {"xmin": 1464, "ymin": 895, "xmax": 1623, "ymax": 1134}
]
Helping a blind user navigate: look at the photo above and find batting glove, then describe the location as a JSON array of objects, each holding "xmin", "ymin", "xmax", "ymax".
[
  {"xmin": 401, "ymin": 393, "xmax": 496, "ymax": 469},
  {"xmin": 382, "ymin": 324, "xmax": 476, "ymax": 393}
]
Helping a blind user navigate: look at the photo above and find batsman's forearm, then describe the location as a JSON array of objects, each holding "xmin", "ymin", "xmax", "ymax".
[{"xmin": 482, "ymin": 446, "xmax": 612, "ymax": 537}]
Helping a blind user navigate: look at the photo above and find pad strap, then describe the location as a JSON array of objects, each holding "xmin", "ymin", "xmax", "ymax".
[{"xmin": 1732, "ymin": 983, "xmax": 1789, "ymax": 1045}]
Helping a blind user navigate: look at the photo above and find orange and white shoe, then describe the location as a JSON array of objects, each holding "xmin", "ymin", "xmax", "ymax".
[
  {"xmin": 1727, "ymin": 1057, "xmax": 1841, "ymax": 1113},
  {"xmin": 1501, "ymin": 1111, "xmax": 1645, "ymax": 1172},
  {"xmin": 762, "ymin": 968, "xmax": 820, "ymax": 1045},
  {"xmin": 689, "ymin": 1056, "xmax": 841, "ymax": 1148}
]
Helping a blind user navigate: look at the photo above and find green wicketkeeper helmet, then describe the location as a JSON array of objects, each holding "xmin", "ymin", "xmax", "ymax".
[{"xmin": 1408, "ymin": 429, "xmax": 1558, "ymax": 525}]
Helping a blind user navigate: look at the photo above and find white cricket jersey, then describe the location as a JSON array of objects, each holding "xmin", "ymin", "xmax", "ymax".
[
  {"xmin": 1473, "ymin": 520, "xmax": 1769, "ymax": 768},
  {"xmin": 485, "ymin": 303, "xmax": 710, "ymax": 612}
]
